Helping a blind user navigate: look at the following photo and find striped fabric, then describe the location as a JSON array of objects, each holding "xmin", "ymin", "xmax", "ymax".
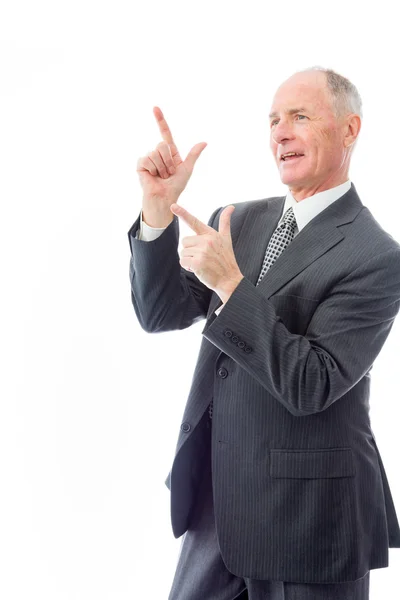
[
  {"xmin": 127, "ymin": 182, "xmax": 400, "ymax": 584},
  {"xmin": 208, "ymin": 206, "xmax": 297, "ymax": 421}
]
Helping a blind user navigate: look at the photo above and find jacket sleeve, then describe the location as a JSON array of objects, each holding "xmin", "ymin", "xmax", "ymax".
[
  {"xmin": 127, "ymin": 205, "xmax": 222, "ymax": 332},
  {"xmin": 201, "ymin": 247, "xmax": 400, "ymax": 416}
]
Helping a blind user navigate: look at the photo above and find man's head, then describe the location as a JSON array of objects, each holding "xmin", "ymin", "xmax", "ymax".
[{"xmin": 269, "ymin": 67, "xmax": 362, "ymax": 201}]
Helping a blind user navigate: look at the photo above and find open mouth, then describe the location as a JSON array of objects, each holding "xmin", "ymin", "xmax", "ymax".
[{"xmin": 281, "ymin": 154, "xmax": 304, "ymax": 163}]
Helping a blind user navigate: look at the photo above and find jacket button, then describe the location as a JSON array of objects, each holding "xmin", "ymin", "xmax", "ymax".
[
  {"xmin": 244, "ymin": 346, "xmax": 252, "ymax": 353},
  {"xmin": 217, "ymin": 367, "xmax": 228, "ymax": 378},
  {"xmin": 231, "ymin": 335, "xmax": 239, "ymax": 343},
  {"xmin": 223, "ymin": 329, "xmax": 233, "ymax": 337},
  {"xmin": 180, "ymin": 422, "xmax": 191, "ymax": 432},
  {"xmin": 238, "ymin": 341, "xmax": 245, "ymax": 348}
]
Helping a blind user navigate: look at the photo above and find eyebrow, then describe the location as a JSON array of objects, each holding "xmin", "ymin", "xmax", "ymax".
[{"xmin": 268, "ymin": 107, "xmax": 308, "ymax": 120}]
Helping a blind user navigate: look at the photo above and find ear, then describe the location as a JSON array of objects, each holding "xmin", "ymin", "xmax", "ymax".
[{"xmin": 344, "ymin": 114, "xmax": 361, "ymax": 149}]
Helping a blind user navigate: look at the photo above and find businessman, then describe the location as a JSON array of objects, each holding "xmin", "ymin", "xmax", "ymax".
[{"xmin": 127, "ymin": 66, "xmax": 400, "ymax": 599}]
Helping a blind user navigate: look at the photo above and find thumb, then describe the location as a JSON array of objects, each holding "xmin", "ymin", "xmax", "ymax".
[
  {"xmin": 219, "ymin": 205, "xmax": 235, "ymax": 237},
  {"xmin": 183, "ymin": 142, "xmax": 208, "ymax": 174}
]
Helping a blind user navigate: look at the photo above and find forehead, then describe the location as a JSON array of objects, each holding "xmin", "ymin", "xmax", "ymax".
[{"xmin": 269, "ymin": 72, "xmax": 331, "ymax": 117}]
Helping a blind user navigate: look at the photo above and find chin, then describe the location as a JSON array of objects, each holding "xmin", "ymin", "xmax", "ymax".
[
  {"xmin": 280, "ymin": 174, "xmax": 304, "ymax": 186},
  {"xmin": 278, "ymin": 167, "xmax": 308, "ymax": 187}
]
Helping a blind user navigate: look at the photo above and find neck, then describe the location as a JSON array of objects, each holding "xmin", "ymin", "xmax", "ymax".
[{"xmin": 290, "ymin": 173, "xmax": 349, "ymax": 202}]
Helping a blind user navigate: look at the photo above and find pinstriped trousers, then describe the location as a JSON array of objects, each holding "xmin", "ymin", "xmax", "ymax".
[{"xmin": 167, "ymin": 411, "xmax": 370, "ymax": 600}]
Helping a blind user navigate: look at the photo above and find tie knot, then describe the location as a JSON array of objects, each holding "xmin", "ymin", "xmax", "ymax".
[{"xmin": 282, "ymin": 207, "xmax": 296, "ymax": 228}]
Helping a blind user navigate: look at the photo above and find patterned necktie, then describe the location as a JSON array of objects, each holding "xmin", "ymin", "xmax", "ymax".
[
  {"xmin": 256, "ymin": 206, "xmax": 297, "ymax": 286},
  {"xmin": 208, "ymin": 206, "xmax": 297, "ymax": 421}
]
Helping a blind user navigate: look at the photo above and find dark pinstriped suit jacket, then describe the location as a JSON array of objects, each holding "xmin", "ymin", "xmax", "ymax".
[{"xmin": 127, "ymin": 182, "xmax": 400, "ymax": 584}]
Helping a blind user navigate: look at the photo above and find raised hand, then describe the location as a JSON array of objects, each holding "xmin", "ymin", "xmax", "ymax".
[{"xmin": 136, "ymin": 107, "xmax": 207, "ymax": 227}]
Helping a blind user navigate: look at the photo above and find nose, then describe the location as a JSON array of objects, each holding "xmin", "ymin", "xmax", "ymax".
[{"xmin": 271, "ymin": 120, "xmax": 295, "ymax": 145}]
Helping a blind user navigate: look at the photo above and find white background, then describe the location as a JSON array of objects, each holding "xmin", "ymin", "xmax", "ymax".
[{"xmin": 1, "ymin": 0, "xmax": 399, "ymax": 598}]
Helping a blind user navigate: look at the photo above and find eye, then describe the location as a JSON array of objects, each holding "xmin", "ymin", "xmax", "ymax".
[{"xmin": 270, "ymin": 114, "xmax": 307, "ymax": 127}]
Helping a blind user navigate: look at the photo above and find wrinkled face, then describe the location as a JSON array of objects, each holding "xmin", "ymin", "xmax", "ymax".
[{"xmin": 269, "ymin": 71, "xmax": 348, "ymax": 199}]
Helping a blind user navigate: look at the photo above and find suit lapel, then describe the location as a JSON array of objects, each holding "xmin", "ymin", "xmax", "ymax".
[{"xmin": 208, "ymin": 182, "xmax": 364, "ymax": 315}]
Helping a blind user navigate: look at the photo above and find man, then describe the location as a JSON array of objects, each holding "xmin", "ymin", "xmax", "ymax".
[{"xmin": 127, "ymin": 67, "xmax": 400, "ymax": 599}]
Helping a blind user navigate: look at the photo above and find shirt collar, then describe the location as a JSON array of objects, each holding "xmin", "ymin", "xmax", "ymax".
[{"xmin": 282, "ymin": 180, "xmax": 352, "ymax": 232}]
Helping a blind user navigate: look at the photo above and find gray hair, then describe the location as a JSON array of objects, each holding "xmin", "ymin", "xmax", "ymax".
[{"xmin": 296, "ymin": 65, "xmax": 363, "ymax": 121}]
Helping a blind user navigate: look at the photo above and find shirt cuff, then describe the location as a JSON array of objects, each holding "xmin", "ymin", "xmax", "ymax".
[
  {"xmin": 136, "ymin": 209, "xmax": 168, "ymax": 241},
  {"xmin": 215, "ymin": 304, "xmax": 224, "ymax": 316}
]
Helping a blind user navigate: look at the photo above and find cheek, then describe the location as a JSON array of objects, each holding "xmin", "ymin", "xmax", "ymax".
[
  {"xmin": 308, "ymin": 129, "xmax": 336, "ymax": 167},
  {"xmin": 318, "ymin": 126, "xmax": 337, "ymax": 149}
]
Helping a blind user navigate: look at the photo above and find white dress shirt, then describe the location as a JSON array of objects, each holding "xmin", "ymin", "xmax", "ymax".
[{"xmin": 134, "ymin": 179, "xmax": 352, "ymax": 316}]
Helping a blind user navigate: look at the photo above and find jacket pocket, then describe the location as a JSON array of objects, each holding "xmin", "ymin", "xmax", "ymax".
[{"xmin": 270, "ymin": 447, "xmax": 355, "ymax": 479}]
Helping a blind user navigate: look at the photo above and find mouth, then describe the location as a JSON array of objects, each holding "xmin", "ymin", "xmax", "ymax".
[{"xmin": 280, "ymin": 154, "xmax": 304, "ymax": 164}]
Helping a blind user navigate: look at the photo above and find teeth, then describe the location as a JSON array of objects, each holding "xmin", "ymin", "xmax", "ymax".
[{"xmin": 283, "ymin": 152, "xmax": 300, "ymax": 159}]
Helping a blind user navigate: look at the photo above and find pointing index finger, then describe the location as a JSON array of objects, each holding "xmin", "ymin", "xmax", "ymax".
[
  {"xmin": 153, "ymin": 106, "xmax": 179, "ymax": 158},
  {"xmin": 171, "ymin": 204, "xmax": 210, "ymax": 235}
]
